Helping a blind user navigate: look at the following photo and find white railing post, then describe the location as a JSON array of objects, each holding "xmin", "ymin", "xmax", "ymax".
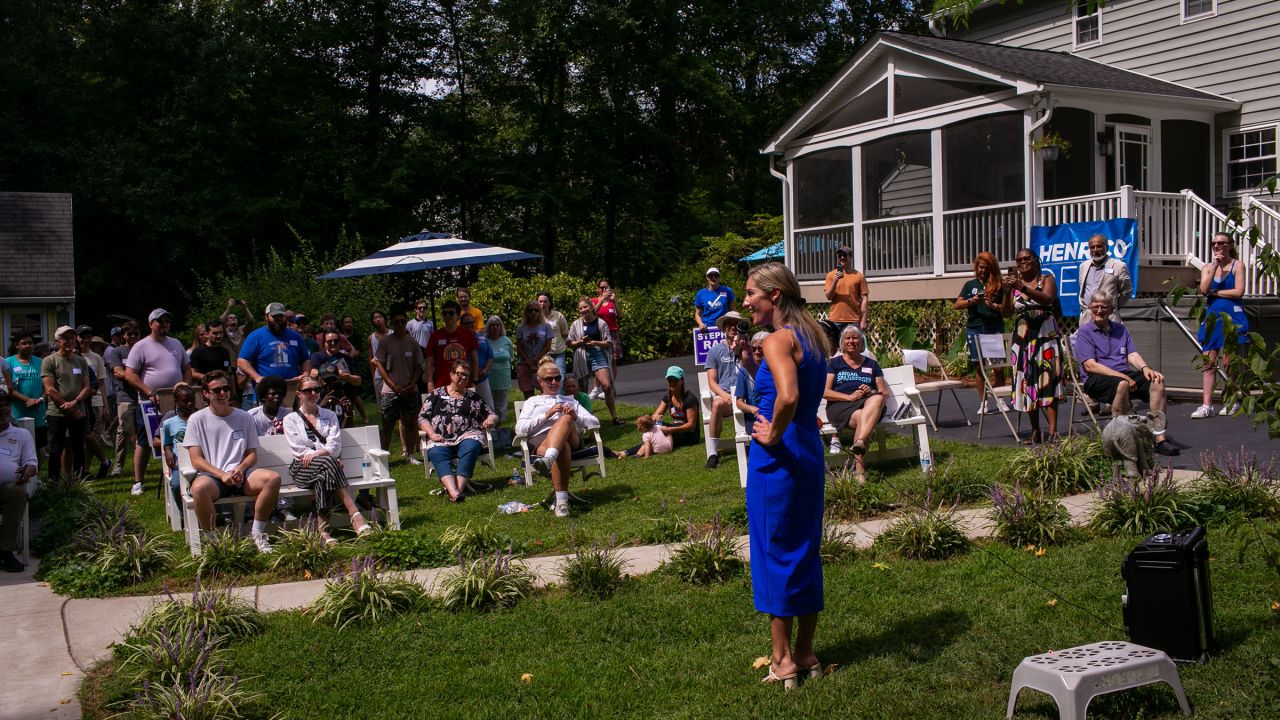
[
  {"xmin": 1119, "ymin": 185, "xmax": 1135, "ymax": 219},
  {"xmin": 931, "ymin": 129, "xmax": 944, "ymax": 276},
  {"xmin": 852, "ymin": 145, "xmax": 865, "ymax": 275},
  {"xmin": 1182, "ymin": 189, "xmax": 1194, "ymax": 261}
]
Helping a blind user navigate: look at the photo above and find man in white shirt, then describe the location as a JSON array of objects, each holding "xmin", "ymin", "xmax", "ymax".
[
  {"xmin": 0, "ymin": 391, "xmax": 38, "ymax": 572},
  {"xmin": 124, "ymin": 308, "xmax": 192, "ymax": 495},
  {"xmin": 182, "ymin": 370, "xmax": 281, "ymax": 553}
]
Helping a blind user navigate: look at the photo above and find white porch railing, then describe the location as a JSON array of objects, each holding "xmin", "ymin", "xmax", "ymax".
[
  {"xmin": 793, "ymin": 224, "xmax": 853, "ymax": 281},
  {"xmin": 941, "ymin": 201, "xmax": 1024, "ymax": 273},
  {"xmin": 1036, "ymin": 192, "xmax": 1121, "ymax": 226},
  {"xmin": 863, "ymin": 214, "xmax": 933, "ymax": 278},
  {"xmin": 1244, "ymin": 196, "xmax": 1280, "ymax": 296}
]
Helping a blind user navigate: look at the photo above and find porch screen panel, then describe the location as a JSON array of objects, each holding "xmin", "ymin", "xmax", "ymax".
[
  {"xmin": 862, "ymin": 132, "xmax": 933, "ymax": 276},
  {"xmin": 794, "ymin": 147, "xmax": 853, "ymax": 229},
  {"xmin": 943, "ymin": 112, "xmax": 1025, "ymax": 272}
]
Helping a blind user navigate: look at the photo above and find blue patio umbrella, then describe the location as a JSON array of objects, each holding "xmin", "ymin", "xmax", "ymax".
[
  {"xmin": 318, "ymin": 231, "xmax": 542, "ymax": 279},
  {"xmin": 739, "ymin": 241, "xmax": 784, "ymax": 263}
]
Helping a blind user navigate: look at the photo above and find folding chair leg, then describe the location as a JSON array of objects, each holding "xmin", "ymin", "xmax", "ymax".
[{"xmin": 950, "ymin": 388, "xmax": 971, "ymax": 426}]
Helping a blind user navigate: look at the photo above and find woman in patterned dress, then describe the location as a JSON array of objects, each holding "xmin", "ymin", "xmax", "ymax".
[
  {"xmin": 283, "ymin": 376, "xmax": 371, "ymax": 544},
  {"xmin": 418, "ymin": 360, "xmax": 497, "ymax": 502},
  {"xmin": 1005, "ymin": 248, "xmax": 1063, "ymax": 443}
]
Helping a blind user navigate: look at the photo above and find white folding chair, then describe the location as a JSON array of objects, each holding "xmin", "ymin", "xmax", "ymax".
[
  {"xmin": 908, "ymin": 349, "xmax": 970, "ymax": 432},
  {"xmin": 975, "ymin": 332, "xmax": 1019, "ymax": 440}
]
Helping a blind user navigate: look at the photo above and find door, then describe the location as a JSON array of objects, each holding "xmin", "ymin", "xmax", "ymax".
[{"xmin": 1114, "ymin": 124, "xmax": 1151, "ymax": 190}]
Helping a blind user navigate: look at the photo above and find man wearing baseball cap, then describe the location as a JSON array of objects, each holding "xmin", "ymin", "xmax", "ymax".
[
  {"xmin": 824, "ymin": 245, "xmax": 870, "ymax": 338},
  {"xmin": 124, "ymin": 308, "xmax": 191, "ymax": 494},
  {"xmin": 237, "ymin": 302, "xmax": 311, "ymax": 385},
  {"xmin": 42, "ymin": 326, "xmax": 93, "ymax": 482},
  {"xmin": 694, "ymin": 267, "xmax": 736, "ymax": 331},
  {"xmin": 703, "ymin": 311, "xmax": 747, "ymax": 469},
  {"xmin": 0, "ymin": 390, "xmax": 38, "ymax": 572}
]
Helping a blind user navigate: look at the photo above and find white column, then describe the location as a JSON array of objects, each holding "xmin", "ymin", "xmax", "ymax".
[
  {"xmin": 1024, "ymin": 107, "xmax": 1038, "ymax": 242},
  {"xmin": 931, "ymin": 128, "xmax": 944, "ymax": 276},
  {"xmin": 852, "ymin": 145, "xmax": 865, "ymax": 273}
]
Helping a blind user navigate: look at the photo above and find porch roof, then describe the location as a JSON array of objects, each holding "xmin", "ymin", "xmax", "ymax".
[{"xmin": 764, "ymin": 32, "xmax": 1238, "ymax": 154}]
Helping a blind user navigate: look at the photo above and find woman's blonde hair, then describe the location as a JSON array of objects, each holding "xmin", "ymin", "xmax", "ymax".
[
  {"xmin": 537, "ymin": 356, "xmax": 559, "ymax": 376},
  {"xmin": 747, "ymin": 262, "xmax": 830, "ymax": 358}
]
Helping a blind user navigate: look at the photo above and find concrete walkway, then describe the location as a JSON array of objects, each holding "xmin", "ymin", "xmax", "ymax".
[{"xmin": 0, "ymin": 468, "xmax": 1199, "ymax": 719}]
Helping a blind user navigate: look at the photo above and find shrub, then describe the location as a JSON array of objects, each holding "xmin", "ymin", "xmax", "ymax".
[
  {"xmin": 122, "ymin": 641, "xmax": 258, "ymax": 720},
  {"xmin": 559, "ymin": 533, "xmax": 628, "ymax": 600},
  {"xmin": 989, "ymin": 482, "xmax": 1074, "ymax": 547},
  {"xmin": 440, "ymin": 547, "xmax": 536, "ymax": 611},
  {"xmin": 270, "ymin": 527, "xmax": 339, "ymax": 577},
  {"xmin": 1003, "ymin": 434, "xmax": 1108, "ymax": 497},
  {"xmin": 312, "ymin": 556, "xmax": 427, "ymax": 629},
  {"xmin": 39, "ymin": 555, "xmax": 130, "ymax": 597},
  {"xmin": 439, "ymin": 520, "xmax": 515, "ymax": 560},
  {"xmin": 666, "ymin": 515, "xmax": 744, "ymax": 585},
  {"xmin": 116, "ymin": 625, "xmax": 226, "ymax": 688},
  {"xmin": 89, "ymin": 532, "xmax": 175, "ymax": 585},
  {"xmin": 1191, "ymin": 447, "xmax": 1280, "ymax": 521},
  {"xmin": 136, "ymin": 584, "xmax": 265, "ymax": 644},
  {"xmin": 826, "ymin": 465, "xmax": 889, "ymax": 519},
  {"xmin": 877, "ymin": 494, "xmax": 970, "ymax": 560},
  {"xmin": 1091, "ymin": 467, "xmax": 1198, "ymax": 536},
  {"xmin": 183, "ymin": 529, "xmax": 260, "ymax": 579},
  {"xmin": 640, "ymin": 515, "xmax": 689, "ymax": 545},
  {"xmin": 820, "ymin": 520, "xmax": 859, "ymax": 563},
  {"xmin": 37, "ymin": 499, "xmax": 173, "ymax": 595},
  {"xmin": 358, "ymin": 528, "xmax": 452, "ymax": 570}
]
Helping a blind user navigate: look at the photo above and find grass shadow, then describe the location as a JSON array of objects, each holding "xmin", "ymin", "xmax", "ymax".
[{"xmin": 823, "ymin": 607, "xmax": 971, "ymax": 667}]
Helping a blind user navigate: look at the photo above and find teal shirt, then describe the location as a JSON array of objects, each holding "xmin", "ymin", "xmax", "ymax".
[
  {"xmin": 487, "ymin": 335, "xmax": 514, "ymax": 392},
  {"xmin": 6, "ymin": 355, "xmax": 47, "ymax": 427}
]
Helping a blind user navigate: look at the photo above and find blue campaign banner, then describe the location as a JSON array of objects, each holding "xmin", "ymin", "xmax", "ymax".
[
  {"xmin": 1030, "ymin": 218, "xmax": 1138, "ymax": 318},
  {"xmin": 139, "ymin": 399, "xmax": 164, "ymax": 458},
  {"xmin": 693, "ymin": 328, "xmax": 724, "ymax": 366}
]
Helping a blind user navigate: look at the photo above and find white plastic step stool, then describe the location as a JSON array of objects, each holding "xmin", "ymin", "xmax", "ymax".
[{"xmin": 1007, "ymin": 641, "xmax": 1191, "ymax": 720}]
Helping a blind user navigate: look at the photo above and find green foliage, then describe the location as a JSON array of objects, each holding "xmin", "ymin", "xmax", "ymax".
[
  {"xmin": 666, "ymin": 515, "xmax": 744, "ymax": 585},
  {"xmin": 116, "ymin": 624, "xmax": 229, "ymax": 689},
  {"xmin": 640, "ymin": 514, "xmax": 690, "ymax": 545},
  {"xmin": 1002, "ymin": 435, "xmax": 1108, "ymax": 497},
  {"xmin": 183, "ymin": 530, "xmax": 261, "ymax": 579},
  {"xmin": 826, "ymin": 464, "xmax": 890, "ymax": 519},
  {"xmin": 135, "ymin": 584, "xmax": 266, "ymax": 644},
  {"xmin": 1091, "ymin": 467, "xmax": 1198, "ymax": 536},
  {"xmin": 877, "ymin": 495, "xmax": 969, "ymax": 560},
  {"xmin": 125, "ymin": 669, "xmax": 257, "ymax": 720},
  {"xmin": 1191, "ymin": 447, "xmax": 1280, "ymax": 522},
  {"xmin": 269, "ymin": 527, "xmax": 339, "ymax": 577},
  {"xmin": 558, "ymin": 533, "xmax": 628, "ymax": 600},
  {"xmin": 357, "ymin": 528, "xmax": 452, "ymax": 571},
  {"xmin": 36, "ymin": 499, "xmax": 173, "ymax": 596},
  {"xmin": 820, "ymin": 520, "xmax": 859, "ymax": 563},
  {"xmin": 864, "ymin": 300, "xmax": 966, "ymax": 363},
  {"xmin": 439, "ymin": 547, "xmax": 536, "ymax": 612},
  {"xmin": 618, "ymin": 262, "xmax": 746, "ymax": 361},
  {"xmin": 39, "ymin": 556, "xmax": 132, "ymax": 597},
  {"xmin": 439, "ymin": 520, "xmax": 516, "ymax": 560},
  {"xmin": 988, "ymin": 482, "xmax": 1074, "ymax": 547},
  {"xmin": 470, "ymin": 265, "xmax": 596, "ymax": 334},
  {"xmin": 29, "ymin": 479, "xmax": 95, "ymax": 556},
  {"xmin": 311, "ymin": 556, "xmax": 428, "ymax": 629}
]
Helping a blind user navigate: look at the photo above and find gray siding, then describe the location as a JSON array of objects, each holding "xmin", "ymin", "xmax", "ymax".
[{"xmin": 957, "ymin": 0, "xmax": 1280, "ymax": 128}]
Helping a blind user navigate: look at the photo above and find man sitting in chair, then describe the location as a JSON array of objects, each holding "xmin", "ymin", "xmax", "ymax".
[
  {"xmin": 513, "ymin": 358, "xmax": 600, "ymax": 518},
  {"xmin": 703, "ymin": 311, "xmax": 746, "ymax": 470},
  {"xmin": 182, "ymin": 370, "xmax": 283, "ymax": 552},
  {"xmin": 1074, "ymin": 291, "xmax": 1179, "ymax": 457},
  {"xmin": 0, "ymin": 391, "xmax": 38, "ymax": 572}
]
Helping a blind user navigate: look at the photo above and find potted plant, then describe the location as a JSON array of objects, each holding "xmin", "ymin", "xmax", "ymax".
[{"xmin": 1031, "ymin": 130, "xmax": 1071, "ymax": 161}]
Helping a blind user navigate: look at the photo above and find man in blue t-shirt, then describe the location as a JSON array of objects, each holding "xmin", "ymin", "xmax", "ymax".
[
  {"xmin": 237, "ymin": 302, "xmax": 311, "ymax": 384},
  {"xmin": 694, "ymin": 267, "xmax": 735, "ymax": 330}
]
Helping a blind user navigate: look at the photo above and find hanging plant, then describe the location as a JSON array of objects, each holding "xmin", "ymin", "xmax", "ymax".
[{"xmin": 1031, "ymin": 130, "xmax": 1072, "ymax": 160}]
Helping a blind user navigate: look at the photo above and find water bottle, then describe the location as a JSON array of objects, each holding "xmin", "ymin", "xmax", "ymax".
[
  {"xmin": 510, "ymin": 467, "xmax": 523, "ymax": 487},
  {"xmin": 361, "ymin": 458, "xmax": 373, "ymax": 482},
  {"xmin": 920, "ymin": 453, "xmax": 933, "ymax": 474}
]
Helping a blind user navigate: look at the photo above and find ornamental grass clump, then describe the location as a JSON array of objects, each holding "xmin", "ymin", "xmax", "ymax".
[
  {"xmin": 1091, "ymin": 466, "xmax": 1197, "ymax": 536},
  {"xmin": 441, "ymin": 546, "xmax": 536, "ymax": 611},
  {"xmin": 136, "ymin": 583, "xmax": 265, "ymax": 644},
  {"xmin": 877, "ymin": 492, "xmax": 969, "ymax": 560},
  {"xmin": 989, "ymin": 481, "xmax": 1074, "ymax": 547},
  {"xmin": 666, "ymin": 514, "xmax": 744, "ymax": 585},
  {"xmin": 825, "ymin": 465, "xmax": 888, "ymax": 519},
  {"xmin": 439, "ymin": 520, "xmax": 514, "ymax": 560},
  {"xmin": 1192, "ymin": 446, "xmax": 1280, "ymax": 521},
  {"xmin": 122, "ymin": 641, "xmax": 259, "ymax": 720},
  {"xmin": 38, "ymin": 499, "xmax": 174, "ymax": 595},
  {"xmin": 311, "ymin": 555, "xmax": 428, "ymax": 629},
  {"xmin": 559, "ymin": 532, "xmax": 628, "ymax": 600},
  {"xmin": 1003, "ymin": 434, "xmax": 1108, "ymax": 496},
  {"xmin": 116, "ymin": 624, "xmax": 227, "ymax": 688},
  {"xmin": 183, "ymin": 529, "xmax": 260, "ymax": 579},
  {"xmin": 270, "ymin": 526, "xmax": 339, "ymax": 577}
]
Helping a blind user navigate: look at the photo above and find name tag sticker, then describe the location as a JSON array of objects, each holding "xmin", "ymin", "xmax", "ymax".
[
  {"xmin": 404, "ymin": 351, "xmax": 412, "ymax": 357},
  {"xmin": 223, "ymin": 360, "xmax": 229, "ymax": 367},
  {"xmin": 0, "ymin": 446, "xmax": 13, "ymax": 457},
  {"xmin": 72, "ymin": 368, "xmax": 82, "ymax": 375},
  {"xmin": 1105, "ymin": 268, "xmax": 1115, "ymax": 274},
  {"xmin": 289, "ymin": 340, "xmax": 298, "ymax": 346},
  {"xmin": 231, "ymin": 430, "xmax": 244, "ymax": 441}
]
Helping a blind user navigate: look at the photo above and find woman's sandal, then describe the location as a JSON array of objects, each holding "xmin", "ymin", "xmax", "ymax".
[
  {"xmin": 320, "ymin": 532, "xmax": 339, "ymax": 547},
  {"xmin": 804, "ymin": 662, "xmax": 825, "ymax": 680},
  {"xmin": 612, "ymin": 417, "xmax": 626, "ymax": 426},
  {"xmin": 761, "ymin": 667, "xmax": 799, "ymax": 690},
  {"xmin": 1021, "ymin": 430, "xmax": 1042, "ymax": 446}
]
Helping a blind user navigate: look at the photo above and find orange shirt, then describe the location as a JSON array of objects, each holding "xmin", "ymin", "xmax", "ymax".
[
  {"xmin": 824, "ymin": 269, "xmax": 868, "ymax": 323},
  {"xmin": 461, "ymin": 305, "xmax": 484, "ymax": 329}
]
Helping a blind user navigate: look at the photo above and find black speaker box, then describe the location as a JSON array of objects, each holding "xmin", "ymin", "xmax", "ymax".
[{"xmin": 1121, "ymin": 526, "xmax": 1215, "ymax": 663}]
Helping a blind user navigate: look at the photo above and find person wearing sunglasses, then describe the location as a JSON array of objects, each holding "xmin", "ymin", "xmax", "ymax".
[
  {"xmin": 590, "ymin": 278, "xmax": 622, "ymax": 390},
  {"xmin": 1004, "ymin": 249, "xmax": 1063, "ymax": 443},
  {"xmin": 183, "ymin": 370, "xmax": 283, "ymax": 553},
  {"xmin": 284, "ymin": 376, "xmax": 371, "ymax": 544},
  {"xmin": 424, "ymin": 299, "xmax": 478, "ymax": 394},
  {"xmin": 513, "ymin": 358, "xmax": 600, "ymax": 517},
  {"xmin": 694, "ymin": 267, "xmax": 736, "ymax": 331},
  {"xmin": 735, "ymin": 331, "xmax": 770, "ymax": 426},
  {"xmin": 419, "ymin": 361, "xmax": 497, "ymax": 503},
  {"xmin": 1192, "ymin": 232, "xmax": 1249, "ymax": 419}
]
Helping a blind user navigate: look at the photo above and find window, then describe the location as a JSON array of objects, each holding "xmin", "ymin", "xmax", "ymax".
[
  {"xmin": 1073, "ymin": 1, "xmax": 1102, "ymax": 48},
  {"xmin": 1225, "ymin": 126, "xmax": 1278, "ymax": 194},
  {"xmin": 793, "ymin": 148, "xmax": 854, "ymax": 228},
  {"xmin": 862, "ymin": 132, "xmax": 932, "ymax": 220},
  {"xmin": 1181, "ymin": 0, "xmax": 1215, "ymax": 22}
]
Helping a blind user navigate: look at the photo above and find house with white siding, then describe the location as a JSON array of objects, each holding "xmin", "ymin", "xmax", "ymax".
[{"xmin": 765, "ymin": 0, "xmax": 1280, "ymax": 302}]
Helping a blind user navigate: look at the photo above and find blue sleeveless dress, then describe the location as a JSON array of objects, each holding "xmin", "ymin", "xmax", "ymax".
[
  {"xmin": 1197, "ymin": 263, "xmax": 1248, "ymax": 352},
  {"xmin": 746, "ymin": 329, "xmax": 826, "ymax": 617}
]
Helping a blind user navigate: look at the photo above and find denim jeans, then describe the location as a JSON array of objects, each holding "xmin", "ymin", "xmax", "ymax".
[{"xmin": 427, "ymin": 438, "xmax": 485, "ymax": 479}]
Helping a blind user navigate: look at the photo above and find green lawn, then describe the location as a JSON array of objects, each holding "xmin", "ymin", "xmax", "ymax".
[
  {"xmin": 83, "ymin": 399, "xmax": 1022, "ymax": 594},
  {"xmin": 82, "ymin": 532, "xmax": 1280, "ymax": 719}
]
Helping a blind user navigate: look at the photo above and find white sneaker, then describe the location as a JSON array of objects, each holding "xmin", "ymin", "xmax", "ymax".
[
  {"xmin": 1190, "ymin": 404, "xmax": 1214, "ymax": 419},
  {"xmin": 1219, "ymin": 402, "xmax": 1241, "ymax": 416},
  {"xmin": 252, "ymin": 533, "xmax": 274, "ymax": 554},
  {"xmin": 996, "ymin": 399, "xmax": 1010, "ymax": 413},
  {"xmin": 589, "ymin": 387, "xmax": 604, "ymax": 400},
  {"xmin": 405, "ymin": 455, "xmax": 422, "ymax": 466},
  {"xmin": 829, "ymin": 438, "xmax": 843, "ymax": 455},
  {"xmin": 976, "ymin": 401, "xmax": 989, "ymax": 416},
  {"xmin": 532, "ymin": 456, "xmax": 553, "ymax": 478},
  {"xmin": 554, "ymin": 499, "xmax": 570, "ymax": 517},
  {"xmin": 130, "ymin": 481, "xmax": 144, "ymax": 496}
]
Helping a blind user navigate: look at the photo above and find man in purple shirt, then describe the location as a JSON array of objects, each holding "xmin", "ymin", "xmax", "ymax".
[{"xmin": 1073, "ymin": 291, "xmax": 1178, "ymax": 456}]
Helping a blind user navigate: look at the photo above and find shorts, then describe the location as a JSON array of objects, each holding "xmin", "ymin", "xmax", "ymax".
[
  {"xmin": 197, "ymin": 472, "xmax": 247, "ymax": 500},
  {"xmin": 827, "ymin": 396, "xmax": 884, "ymax": 431},
  {"xmin": 966, "ymin": 327, "xmax": 1004, "ymax": 364},
  {"xmin": 1083, "ymin": 370, "xmax": 1151, "ymax": 405},
  {"xmin": 134, "ymin": 403, "xmax": 149, "ymax": 447},
  {"xmin": 379, "ymin": 391, "xmax": 422, "ymax": 421},
  {"xmin": 586, "ymin": 347, "xmax": 610, "ymax": 373}
]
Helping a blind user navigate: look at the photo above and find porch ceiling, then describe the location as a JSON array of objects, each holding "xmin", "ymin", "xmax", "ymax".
[{"xmin": 764, "ymin": 31, "xmax": 1239, "ymax": 155}]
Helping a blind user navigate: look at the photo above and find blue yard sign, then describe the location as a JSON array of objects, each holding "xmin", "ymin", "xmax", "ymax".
[{"xmin": 1030, "ymin": 218, "xmax": 1138, "ymax": 318}]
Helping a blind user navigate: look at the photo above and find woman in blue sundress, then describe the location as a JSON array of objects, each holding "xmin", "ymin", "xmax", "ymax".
[
  {"xmin": 1192, "ymin": 232, "xmax": 1249, "ymax": 419},
  {"xmin": 743, "ymin": 262, "xmax": 831, "ymax": 690}
]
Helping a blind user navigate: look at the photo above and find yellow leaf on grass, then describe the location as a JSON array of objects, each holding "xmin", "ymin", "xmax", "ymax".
[
  {"xmin": 752, "ymin": 656, "xmax": 770, "ymax": 669},
  {"xmin": 520, "ymin": 673, "xmax": 533, "ymax": 683},
  {"xmin": 59, "ymin": 699, "xmax": 71, "ymax": 704},
  {"xmin": 303, "ymin": 570, "xmax": 313, "ymax": 580},
  {"xmin": 1025, "ymin": 544, "xmax": 1036, "ymax": 552},
  {"xmin": 1270, "ymin": 600, "xmax": 1279, "ymax": 613},
  {"xmin": 871, "ymin": 562, "xmax": 889, "ymax": 570},
  {"xmin": 1034, "ymin": 547, "xmax": 1047, "ymax": 557},
  {"xmin": 1047, "ymin": 599, "xmax": 1058, "ymax": 607},
  {"xmin": 60, "ymin": 672, "xmax": 74, "ymax": 676}
]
